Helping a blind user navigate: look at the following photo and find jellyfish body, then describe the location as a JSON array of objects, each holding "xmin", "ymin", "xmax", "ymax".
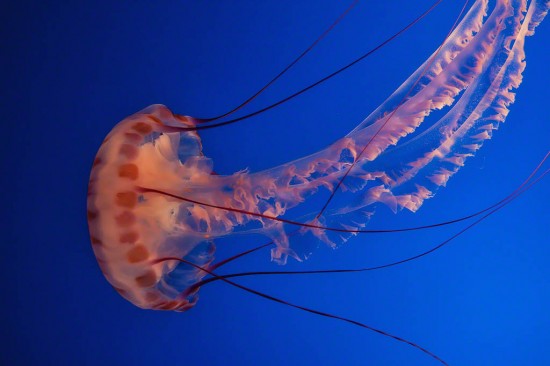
[{"xmin": 87, "ymin": 0, "xmax": 548, "ymax": 311}]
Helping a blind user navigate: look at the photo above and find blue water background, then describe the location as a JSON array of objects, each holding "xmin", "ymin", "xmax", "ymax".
[{"xmin": 2, "ymin": 1, "xmax": 549, "ymax": 365}]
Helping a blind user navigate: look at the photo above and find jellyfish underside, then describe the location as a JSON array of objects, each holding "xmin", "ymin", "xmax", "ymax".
[{"xmin": 87, "ymin": 0, "xmax": 548, "ymax": 311}]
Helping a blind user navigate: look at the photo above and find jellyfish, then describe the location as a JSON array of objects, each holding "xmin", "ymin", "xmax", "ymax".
[
  {"xmin": 87, "ymin": 0, "xmax": 547, "ymax": 347},
  {"xmin": 87, "ymin": 0, "xmax": 548, "ymax": 311}
]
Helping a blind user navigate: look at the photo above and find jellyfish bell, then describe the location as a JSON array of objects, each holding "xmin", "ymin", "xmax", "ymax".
[
  {"xmin": 87, "ymin": 105, "xmax": 213, "ymax": 311},
  {"xmin": 87, "ymin": 0, "xmax": 548, "ymax": 313}
]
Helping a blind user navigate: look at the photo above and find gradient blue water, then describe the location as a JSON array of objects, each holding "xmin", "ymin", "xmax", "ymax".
[{"xmin": 3, "ymin": 1, "xmax": 549, "ymax": 365}]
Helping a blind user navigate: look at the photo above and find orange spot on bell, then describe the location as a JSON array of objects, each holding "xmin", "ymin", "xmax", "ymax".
[
  {"xmin": 115, "ymin": 211, "xmax": 136, "ymax": 227},
  {"xmin": 132, "ymin": 122, "xmax": 153, "ymax": 135},
  {"xmin": 87, "ymin": 210, "xmax": 98, "ymax": 221},
  {"xmin": 118, "ymin": 164, "xmax": 139, "ymax": 180},
  {"xmin": 90, "ymin": 236, "xmax": 102, "ymax": 246},
  {"xmin": 127, "ymin": 245, "xmax": 149, "ymax": 263},
  {"xmin": 135, "ymin": 270, "xmax": 157, "ymax": 288},
  {"xmin": 115, "ymin": 191, "xmax": 137, "ymax": 208},
  {"xmin": 148, "ymin": 115, "xmax": 163, "ymax": 125}
]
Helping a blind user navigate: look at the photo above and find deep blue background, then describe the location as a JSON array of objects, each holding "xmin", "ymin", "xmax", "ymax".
[{"xmin": 2, "ymin": 1, "xmax": 548, "ymax": 365}]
